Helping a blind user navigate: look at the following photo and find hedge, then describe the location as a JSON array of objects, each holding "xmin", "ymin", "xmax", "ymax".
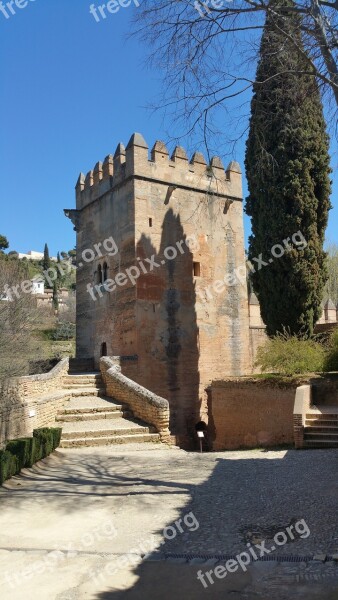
[
  {"xmin": 6, "ymin": 438, "xmax": 35, "ymax": 470},
  {"xmin": 0, "ymin": 451, "xmax": 19, "ymax": 485},
  {"xmin": 0, "ymin": 427, "xmax": 62, "ymax": 486}
]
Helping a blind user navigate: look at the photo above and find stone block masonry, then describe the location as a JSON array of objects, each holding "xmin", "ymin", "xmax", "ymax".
[
  {"xmin": 65, "ymin": 132, "xmax": 252, "ymax": 447},
  {"xmin": 209, "ymin": 379, "xmax": 297, "ymax": 450},
  {"xmin": 0, "ymin": 359, "xmax": 70, "ymax": 446},
  {"xmin": 100, "ymin": 357, "xmax": 171, "ymax": 444}
]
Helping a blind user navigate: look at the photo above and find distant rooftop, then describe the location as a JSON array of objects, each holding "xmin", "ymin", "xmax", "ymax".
[{"xmin": 18, "ymin": 250, "xmax": 57, "ymax": 262}]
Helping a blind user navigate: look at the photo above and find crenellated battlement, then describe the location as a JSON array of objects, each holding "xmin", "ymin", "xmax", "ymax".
[
  {"xmin": 67, "ymin": 131, "xmax": 251, "ymax": 445},
  {"xmin": 75, "ymin": 132, "xmax": 242, "ymax": 210}
]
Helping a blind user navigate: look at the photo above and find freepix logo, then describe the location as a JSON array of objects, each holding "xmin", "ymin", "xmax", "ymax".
[
  {"xmin": 0, "ymin": 0, "xmax": 36, "ymax": 20},
  {"xmin": 89, "ymin": 0, "xmax": 140, "ymax": 22}
]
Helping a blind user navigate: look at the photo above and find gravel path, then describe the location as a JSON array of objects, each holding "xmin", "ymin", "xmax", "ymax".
[{"xmin": 0, "ymin": 445, "xmax": 337, "ymax": 599}]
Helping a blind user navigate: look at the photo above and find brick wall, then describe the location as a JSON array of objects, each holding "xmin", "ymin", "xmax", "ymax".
[
  {"xmin": 100, "ymin": 357, "xmax": 171, "ymax": 443},
  {"xmin": 0, "ymin": 359, "xmax": 70, "ymax": 446},
  {"xmin": 209, "ymin": 379, "xmax": 297, "ymax": 450}
]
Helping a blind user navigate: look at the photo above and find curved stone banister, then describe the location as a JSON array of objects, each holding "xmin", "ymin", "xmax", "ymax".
[{"xmin": 100, "ymin": 357, "xmax": 171, "ymax": 443}]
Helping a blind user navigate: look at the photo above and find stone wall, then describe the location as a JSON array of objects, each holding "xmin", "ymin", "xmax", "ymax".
[
  {"xmin": 100, "ymin": 357, "xmax": 171, "ymax": 443},
  {"xmin": 67, "ymin": 133, "xmax": 252, "ymax": 446},
  {"xmin": 249, "ymin": 327, "xmax": 267, "ymax": 371},
  {"xmin": 209, "ymin": 379, "xmax": 297, "ymax": 450},
  {"xmin": 0, "ymin": 359, "xmax": 70, "ymax": 446},
  {"xmin": 293, "ymin": 385, "xmax": 312, "ymax": 449}
]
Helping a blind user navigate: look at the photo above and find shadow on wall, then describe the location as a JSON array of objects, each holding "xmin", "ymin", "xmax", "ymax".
[
  {"xmin": 93, "ymin": 450, "xmax": 338, "ymax": 600},
  {"xmin": 131, "ymin": 208, "xmax": 200, "ymax": 448}
]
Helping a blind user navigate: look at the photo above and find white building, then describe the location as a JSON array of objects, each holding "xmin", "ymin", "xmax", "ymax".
[
  {"xmin": 31, "ymin": 275, "xmax": 45, "ymax": 295},
  {"xmin": 18, "ymin": 250, "xmax": 57, "ymax": 262}
]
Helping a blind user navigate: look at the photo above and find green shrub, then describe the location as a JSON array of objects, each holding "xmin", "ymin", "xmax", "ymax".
[
  {"xmin": 6, "ymin": 438, "xmax": 34, "ymax": 470},
  {"xmin": 0, "ymin": 427, "xmax": 62, "ymax": 485},
  {"xmin": 33, "ymin": 428, "xmax": 54, "ymax": 457},
  {"xmin": 51, "ymin": 322, "xmax": 75, "ymax": 341},
  {"xmin": 324, "ymin": 329, "xmax": 338, "ymax": 372},
  {"xmin": 0, "ymin": 450, "xmax": 19, "ymax": 485},
  {"xmin": 49, "ymin": 428, "xmax": 62, "ymax": 450},
  {"xmin": 31, "ymin": 436, "xmax": 44, "ymax": 464},
  {"xmin": 256, "ymin": 331, "xmax": 325, "ymax": 376}
]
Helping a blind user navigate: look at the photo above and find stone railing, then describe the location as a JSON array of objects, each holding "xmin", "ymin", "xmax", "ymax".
[
  {"xmin": 293, "ymin": 385, "xmax": 312, "ymax": 449},
  {"xmin": 100, "ymin": 357, "xmax": 171, "ymax": 443},
  {"xmin": 0, "ymin": 359, "xmax": 70, "ymax": 446}
]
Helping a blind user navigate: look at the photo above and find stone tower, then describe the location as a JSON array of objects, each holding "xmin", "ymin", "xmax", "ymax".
[{"xmin": 65, "ymin": 133, "xmax": 251, "ymax": 446}]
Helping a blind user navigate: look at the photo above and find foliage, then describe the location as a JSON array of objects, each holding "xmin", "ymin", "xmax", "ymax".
[
  {"xmin": 0, "ymin": 235, "xmax": 9, "ymax": 251},
  {"xmin": 6, "ymin": 438, "xmax": 35, "ymax": 469},
  {"xmin": 43, "ymin": 243, "xmax": 50, "ymax": 272},
  {"xmin": 325, "ymin": 243, "xmax": 338, "ymax": 304},
  {"xmin": 0, "ymin": 428, "xmax": 62, "ymax": 485},
  {"xmin": 33, "ymin": 428, "xmax": 54, "ymax": 457},
  {"xmin": 256, "ymin": 330, "xmax": 325, "ymax": 376},
  {"xmin": 134, "ymin": 0, "xmax": 338, "ymax": 152},
  {"xmin": 0, "ymin": 257, "xmax": 44, "ymax": 384},
  {"xmin": 52, "ymin": 280, "xmax": 59, "ymax": 310},
  {"xmin": 324, "ymin": 329, "xmax": 338, "ymax": 372},
  {"xmin": 58, "ymin": 293, "xmax": 76, "ymax": 324},
  {"xmin": 0, "ymin": 450, "xmax": 18, "ymax": 485},
  {"xmin": 51, "ymin": 321, "xmax": 76, "ymax": 341},
  {"xmin": 245, "ymin": 2, "xmax": 331, "ymax": 337}
]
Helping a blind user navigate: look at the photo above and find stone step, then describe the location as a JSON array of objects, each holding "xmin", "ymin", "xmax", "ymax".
[
  {"xmin": 305, "ymin": 419, "xmax": 338, "ymax": 426},
  {"xmin": 59, "ymin": 396, "xmax": 124, "ymax": 414},
  {"xmin": 304, "ymin": 432, "xmax": 338, "ymax": 438},
  {"xmin": 303, "ymin": 440, "xmax": 338, "ymax": 448},
  {"xmin": 68, "ymin": 388, "xmax": 106, "ymax": 397},
  {"xmin": 60, "ymin": 433, "xmax": 161, "ymax": 448},
  {"xmin": 304, "ymin": 425, "xmax": 338, "ymax": 432},
  {"xmin": 56, "ymin": 410, "xmax": 132, "ymax": 422},
  {"xmin": 62, "ymin": 379, "xmax": 103, "ymax": 389},
  {"xmin": 306, "ymin": 408, "xmax": 338, "ymax": 418},
  {"xmin": 64, "ymin": 375, "xmax": 102, "ymax": 382},
  {"xmin": 60, "ymin": 417, "xmax": 156, "ymax": 440}
]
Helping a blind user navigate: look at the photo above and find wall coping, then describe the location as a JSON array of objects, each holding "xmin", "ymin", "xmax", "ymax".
[
  {"xmin": 293, "ymin": 384, "xmax": 312, "ymax": 424},
  {"xmin": 100, "ymin": 357, "xmax": 169, "ymax": 410},
  {"xmin": 9, "ymin": 358, "xmax": 69, "ymax": 385},
  {"xmin": 210, "ymin": 377, "xmax": 305, "ymax": 390}
]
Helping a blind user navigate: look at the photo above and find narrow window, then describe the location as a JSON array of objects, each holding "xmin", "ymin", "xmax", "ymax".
[
  {"xmin": 103, "ymin": 262, "xmax": 108, "ymax": 282},
  {"xmin": 149, "ymin": 218, "xmax": 153, "ymax": 227},
  {"xmin": 97, "ymin": 264, "xmax": 102, "ymax": 284},
  {"xmin": 101, "ymin": 342, "xmax": 107, "ymax": 357},
  {"xmin": 193, "ymin": 262, "xmax": 201, "ymax": 277}
]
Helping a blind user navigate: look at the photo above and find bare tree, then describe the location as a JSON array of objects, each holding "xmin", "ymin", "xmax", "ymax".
[
  {"xmin": 134, "ymin": 0, "xmax": 338, "ymax": 149},
  {"xmin": 58, "ymin": 291, "xmax": 76, "ymax": 324},
  {"xmin": 0, "ymin": 259, "xmax": 43, "ymax": 385}
]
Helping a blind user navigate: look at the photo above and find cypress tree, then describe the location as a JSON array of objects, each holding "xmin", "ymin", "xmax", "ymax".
[
  {"xmin": 52, "ymin": 281, "xmax": 59, "ymax": 311},
  {"xmin": 43, "ymin": 243, "xmax": 50, "ymax": 272},
  {"xmin": 245, "ymin": 0, "xmax": 332, "ymax": 337}
]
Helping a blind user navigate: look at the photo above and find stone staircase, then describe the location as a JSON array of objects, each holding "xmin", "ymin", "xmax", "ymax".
[
  {"xmin": 57, "ymin": 372, "xmax": 161, "ymax": 448},
  {"xmin": 303, "ymin": 407, "xmax": 338, "ymax": 448}
]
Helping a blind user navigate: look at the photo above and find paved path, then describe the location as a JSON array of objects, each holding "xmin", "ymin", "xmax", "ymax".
[{"xmin": 0, "ymin": 444, "xmax": 337, "ymax": 599}]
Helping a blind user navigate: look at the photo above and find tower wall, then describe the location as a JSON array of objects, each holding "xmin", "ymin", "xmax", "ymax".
[{"xmin": 67, "ymin": 133, "xmax": 252, "ymax": 446}]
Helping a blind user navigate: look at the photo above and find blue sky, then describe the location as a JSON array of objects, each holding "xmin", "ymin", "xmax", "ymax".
[{"xmin": 0, "ymin": 0, "xmax": 337, "ymax": 256}]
